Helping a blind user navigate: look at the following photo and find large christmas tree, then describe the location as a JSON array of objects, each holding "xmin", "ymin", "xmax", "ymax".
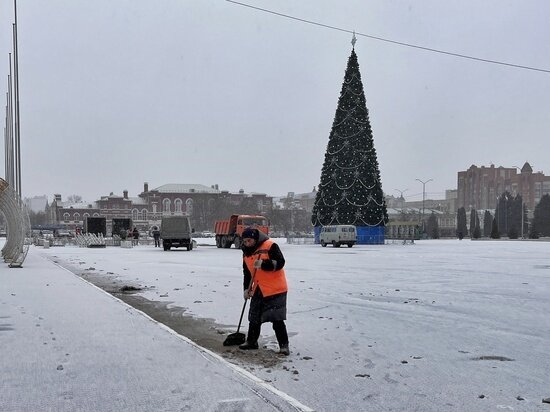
[{"xmin": 311, "ymin": 46, "xmax": 388, "ymax": 234}]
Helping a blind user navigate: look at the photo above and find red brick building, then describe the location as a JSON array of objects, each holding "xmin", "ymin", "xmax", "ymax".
[
  {"xmin": 48, "ymin": 182, "xmax": 273, "ymax": 234},
  {"xmin": 457, "ymin": 163, "xmax": 550, "ymax": 212}
]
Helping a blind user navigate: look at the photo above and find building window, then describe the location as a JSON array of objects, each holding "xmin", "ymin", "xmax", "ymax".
[
  {"xmin": 141, "ymin": 209, "xmax": 148, "ymax": 220},
  {"xmin": 74, "ymin": 213, "xmax": 80, "ymax": 221},
  {"xmin": 163, "ymin": 199, "xmax": 171, "ymax": 213},
  {"xmin": 132, "ymin": 209, "xmax": 139, "ymax": 221},
  {"xmin": 83, "ymin": 213, "xmax": 90, "ymax": 219},
  {"xmin": 175, "ymin": 198, "xmax": 183, "ymax": 213},
  {"xmin": 93, "ymin": 213, "xmax": 100, "ymax": 217},
  {"xmin": 152, "ymin": 204, "xmax": 157, "ymax": 214},
  {"xmin": 63, "ymin": 212, "xmax": 70, "ymax": 222},
  {"xmin": 185, "ymin": 198, "xmax": 193, "ymax": 215}
]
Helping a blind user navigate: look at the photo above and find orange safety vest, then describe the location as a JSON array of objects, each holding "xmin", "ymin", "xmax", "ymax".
[{"xmin": 244, "ymin": 239, "xmax": 288, "ymax": 297}]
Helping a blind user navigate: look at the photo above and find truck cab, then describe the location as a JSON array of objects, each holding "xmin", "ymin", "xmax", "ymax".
[{"xmin": 214, "ymin": 214, "xmax": 269, "ymax": 248}]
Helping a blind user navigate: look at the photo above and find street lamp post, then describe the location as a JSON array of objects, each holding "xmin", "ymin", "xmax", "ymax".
[
  {"xmin": 512, "ymin": 165, "xmax": 525, "ymax": 239},
  {"xmin": 416, "ymin": 178, "xmax": 433, "ymax": 233},
  {"xmin": 394, "ymin": 188, "xmax": 408, "ymax": 208},
  {"xmin": 521, "ymin": 201, "xmax": 524, "ymax": 238},
  {"xmin": 394, "ymin": 189, "xmax": 408, "ymax": 199}
]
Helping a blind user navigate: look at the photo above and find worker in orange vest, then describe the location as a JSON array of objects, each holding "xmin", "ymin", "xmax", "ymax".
[{"xmin": 240, "ymin": 228, "xmax": 290, "ymax": 355}]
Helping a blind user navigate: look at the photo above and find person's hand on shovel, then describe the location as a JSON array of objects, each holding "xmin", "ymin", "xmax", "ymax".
[
  {"xmin": 243, "ymin": 288, "xmax": 251, "ymax": 300},
  {"xmin": 253, "ymin": 259, "xmax": 262, "ymax": 269}
]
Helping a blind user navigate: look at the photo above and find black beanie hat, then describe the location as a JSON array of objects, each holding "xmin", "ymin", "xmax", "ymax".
[{"xmin": 242, "ymin": 228, "xmax": 259, "ymax": 240}]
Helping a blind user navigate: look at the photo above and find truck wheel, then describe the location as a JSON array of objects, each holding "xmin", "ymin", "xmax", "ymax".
[
  {"xmin": 347, "ymin": 243, "xmax": 353, "ymax": 248},
  {"xmin": 187, "ymin": 243, "xmax": 192, "ymax": 251},
  {"xmin": 222, "ymin": 236, "xmax": 232, "ymax": 248},
  {"xmin": 215, "ymin": 236, "xmax": 222, "ymax": 248},
  {"xmin": 321, "ymin": 241, "xmax": 327, "ymax": 247},
  {"xmin": 234, "ymin": 237, "xmax": 241, "ymax": 249}
]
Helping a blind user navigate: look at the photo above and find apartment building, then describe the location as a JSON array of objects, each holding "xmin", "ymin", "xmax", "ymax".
[{"xmin": 457, "ymin": 163, "xmax": 550, "ymax": 212}]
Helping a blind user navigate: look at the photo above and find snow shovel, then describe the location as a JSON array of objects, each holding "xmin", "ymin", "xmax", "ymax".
[
  {"xmin": 222, "ymin": 297, "xmax": 248, "ymax": 346},
  {"xmin": 223, "ymin": 256, "xmax": 261, "ymax": 346}
]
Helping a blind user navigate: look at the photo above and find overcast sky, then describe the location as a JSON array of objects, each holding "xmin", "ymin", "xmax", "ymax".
[{"xmin": 1, "ymin": 0, "xmax": 549, "ymax": 203}]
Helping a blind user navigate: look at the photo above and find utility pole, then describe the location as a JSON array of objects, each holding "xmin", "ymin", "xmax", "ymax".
[{"xmin": 416, "ymin": 178, "xmax": 433, "ymax": 233}]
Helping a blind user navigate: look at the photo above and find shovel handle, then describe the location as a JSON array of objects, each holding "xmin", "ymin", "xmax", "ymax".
[
  {"xmin": 237, "ymin": 255, "xmax": 262, "ymax": 333},
  {"xmin": 235, "ymin": 298, "xmax": 247, "ymax": 333}
]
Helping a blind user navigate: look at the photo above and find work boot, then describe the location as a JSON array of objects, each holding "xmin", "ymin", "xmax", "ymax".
[
  {"xmin": 278, "ymin": 344, "xmax": 290, "ymax": 356},
  {"xmin": 239, "ymin": 341, "xmax": 259, "ymax": 350}
]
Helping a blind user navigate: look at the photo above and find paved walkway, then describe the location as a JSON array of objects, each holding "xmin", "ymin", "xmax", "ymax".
[{"xmin": 0, "ymin": 249, "xmax": 312, "ymax": 412}]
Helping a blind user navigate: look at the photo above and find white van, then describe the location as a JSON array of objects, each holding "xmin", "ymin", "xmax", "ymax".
[{"xmin": 319, "ymin": 225, "xmax": 357, "ymax": 248}]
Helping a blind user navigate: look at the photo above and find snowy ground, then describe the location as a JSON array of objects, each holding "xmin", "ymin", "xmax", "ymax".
[{"xmin": 32, "ymin": 239, "xmax": 550, "ymax": 411}]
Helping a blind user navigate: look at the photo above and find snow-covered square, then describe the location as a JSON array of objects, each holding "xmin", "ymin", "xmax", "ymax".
[{"xmin": 23, "ymin": 239, "xmax": 550, "ymax": 411}]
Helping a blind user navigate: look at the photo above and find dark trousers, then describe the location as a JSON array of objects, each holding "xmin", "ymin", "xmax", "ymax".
[
  {"xmin": 154, "ymin": 237, "xmax": 160, "ymax": 247},
  {"xmin": 247, "ymin": 320, "xmax": 288, "ymax": 346}
]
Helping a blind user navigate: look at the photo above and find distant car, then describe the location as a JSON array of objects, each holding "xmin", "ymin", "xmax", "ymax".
[
  {"xmin": 41, "ymin": 230, "xmax": 54, "ymax": 239},
  {"xmin": 57, "ymin": 230, "xmax": 72, "ymax": 238}
]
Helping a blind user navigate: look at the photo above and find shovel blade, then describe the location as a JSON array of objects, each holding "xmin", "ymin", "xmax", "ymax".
[{"xmin": 223, "ymin": 332, "xmax": 246, "ymax": 346}]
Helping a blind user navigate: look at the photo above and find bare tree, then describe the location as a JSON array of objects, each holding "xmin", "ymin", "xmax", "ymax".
[{"xmin": 67, "ymin": 194, "xmax": 83, "ymax": 203}]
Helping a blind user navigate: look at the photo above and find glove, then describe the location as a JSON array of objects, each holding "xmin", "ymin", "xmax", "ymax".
[
  {"xmin": 243, "ymin": 289, "xmax": 251, "ymax": 300},
  {"xmin": 253, "ymin": 259, "xmax": 262, "ymax": 269}
]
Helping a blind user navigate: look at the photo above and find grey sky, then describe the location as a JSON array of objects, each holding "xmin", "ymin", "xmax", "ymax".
[{"xmin": 1, "ymin": 1, "xmax": 549, "ymax": 203}]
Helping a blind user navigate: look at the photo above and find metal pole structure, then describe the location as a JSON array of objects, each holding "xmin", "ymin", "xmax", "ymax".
[
  {"xmin": 4, "ymin": 97, "xmax": 8, "ymax": 182},
  {"xmin": 3, "ymin": 109, "xmax": 6, "ymax": 180},
  {"xmin": 12, "ymin": 13, "xmax": 22, "ymax": 199},
  {"xmin": 7, "ymin": 67, "xmax": 14, "ymax": 188},
  {"xmin": 5, "ymin": 93, "xmax": 11, "ymax": 187},
  {"xmin": 416, "ymin": 178, "xmax": 433, "ymax": 233}
]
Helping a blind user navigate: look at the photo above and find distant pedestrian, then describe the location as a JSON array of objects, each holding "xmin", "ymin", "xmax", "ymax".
[
  {"xmin": 152, "ymin": 227, "xmax": 160, "ymax": 247},
  {"xmin": 239, "ymin": 228, "xmax": 290, "ymax": 356},
  {"xmin": 132, "ymin": 227, "xmax": 140, "ymax": 246}
]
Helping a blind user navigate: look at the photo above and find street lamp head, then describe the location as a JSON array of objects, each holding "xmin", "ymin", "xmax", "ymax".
[{"xmin": 394, "ymin": 188, "xmax": 408, "ymax": 199}]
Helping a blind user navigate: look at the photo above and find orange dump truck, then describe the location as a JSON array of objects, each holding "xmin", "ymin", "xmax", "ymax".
[{"xmin": 214, "ymin": 214, "xmax": 269, "ymax": 248}]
